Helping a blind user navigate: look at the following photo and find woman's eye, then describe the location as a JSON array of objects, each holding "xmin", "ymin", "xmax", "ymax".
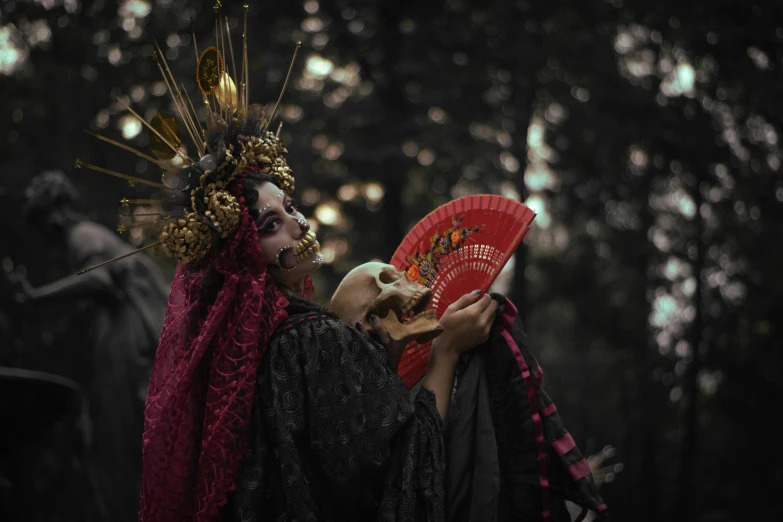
[
  {"xmin": 261, "ymin": 218, "xmax": 281, "ymax": 233},
  {"xmin": 286, "ymin": 201, "xmax": 298, "ymax": 214}
]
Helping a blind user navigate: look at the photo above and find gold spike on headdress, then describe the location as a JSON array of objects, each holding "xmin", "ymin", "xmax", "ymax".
[
  {"xmin": 113, "ymin": 96, "xmax": 194, "ymax": 164},
  {"xmin": 224, "ymin": 17, "xmax": 239, "ymax": 111},
  {"xmin": 83, "ymin": 130, "xmax": 166, "ymax": 169},
  {"xmin": 78, "ymin": 241, "xmax": 164, "ymax": 275},
  {"xmin": 265, "ymin": 42, "xmax": 301, "ymax": 133},
  {"xmin": 152, "ymin": 40, "xmax": 202, "ymax": 155},
  {"xmin": 74, "ymin": 160, "xmax": 166, "ymax": 189},
  {"xmin": 75, "ymin": 3, "xmax": 303, "ymax": 274}
]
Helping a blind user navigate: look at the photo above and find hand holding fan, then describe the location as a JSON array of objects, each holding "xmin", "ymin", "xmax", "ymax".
[{"xmin": 390, "ymin": 194, "xmax": 536, "ymax": 387}]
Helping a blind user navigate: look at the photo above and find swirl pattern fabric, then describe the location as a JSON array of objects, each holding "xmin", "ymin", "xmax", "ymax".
[
  {"xmin": 139, "ymin": 176, "xmax": 290, "ymax": 522},
  {"xmin": 230, "ymin": 297, "xmax": 446, "ymax": 521}
]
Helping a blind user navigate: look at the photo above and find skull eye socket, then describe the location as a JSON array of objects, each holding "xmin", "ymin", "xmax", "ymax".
[{"xmin": 378, "ymin": 270, "xmax": 400, "ymax": 284}]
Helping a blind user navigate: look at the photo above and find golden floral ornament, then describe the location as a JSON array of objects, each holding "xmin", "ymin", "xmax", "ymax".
[
  {"xmin": 237, "ymin": 134, "xmax": 295, "ymax": 194},
  {"xmin": 159, "ymin": 213, "xmax": 212, "ymax": 265},
  {"xmin": 205, "ymin": 189, "xmax": 241, "ymax": 239}
]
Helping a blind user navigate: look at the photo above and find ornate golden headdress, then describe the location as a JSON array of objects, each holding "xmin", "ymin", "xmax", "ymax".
[{"xmin": 76, "ymin": 4, "xmax": 301, "ymax": 273}]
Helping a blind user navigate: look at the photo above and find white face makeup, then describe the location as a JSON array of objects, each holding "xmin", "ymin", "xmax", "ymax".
[{"xmin": 249, "ymin": 181, "xmax": 322, "ymax": 289}]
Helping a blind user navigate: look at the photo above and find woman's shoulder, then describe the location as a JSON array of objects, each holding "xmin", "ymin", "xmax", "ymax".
[
  {"xmin": 272, "ymin": 295, "xmax": 351, "ymax": 341},
  {"xmin": 280, "ymin": 295, "xmax": 335, "ymax": 325},
  {"xmin": 269, "ymin": 296, "xmax": 385, "ymax": 360},
  {"xmin": 264, "ymin": 297, "xmax": 406, "ymax": 401}
]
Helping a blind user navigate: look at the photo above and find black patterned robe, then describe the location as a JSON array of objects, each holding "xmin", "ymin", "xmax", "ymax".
[{"xmin": 229, "ymin": 296, "xmax": 446, "ymax": 522}]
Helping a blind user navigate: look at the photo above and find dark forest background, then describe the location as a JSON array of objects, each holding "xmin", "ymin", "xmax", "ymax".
[{"xmin": 1, "ymin": 0, "xmax": 782, "ymax": 520}]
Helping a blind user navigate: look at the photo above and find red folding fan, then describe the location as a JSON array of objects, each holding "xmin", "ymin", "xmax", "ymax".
[{"xmin": 390, "ymin": 194, "xmax": 536, "ymax": 387}]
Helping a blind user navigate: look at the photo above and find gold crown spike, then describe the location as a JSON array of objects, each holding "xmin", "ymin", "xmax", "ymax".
[
  {"xmin": 83, "ymin": 130, "xmax": 166, "ymax": 169},
  {"xmin": 189, "ymin": 18, "xmax": 212, "ymax": 111},
  {"xmin": 213, "ymin": 14, "xmax": 221, "ymax": 120},
  {"xmin": 152, "ymin": 39, "xmax": 203, "ymax": 155},
  {"xmin": 224, "ymin": 16, "xmax": 239, "ymax": 112},
  {"xmin": 191, "ymin": 19, "xmax": 200, "ymax": 67},
  {"xmin": 119, "ymin": 211, "xmax": 172, "ymax": 219},
  {"xmin": 264, "ymin": 42, "xmax": 302, "ymax": 133},
  {"xmin": 78, "ymin": 241, "xmax": 164, "ymax": 275},
  {"xmin": 113, "ymin": 96, "xmax": 194, "ymax": 164},
  {"xmin": 74, "ymin": 160, "xmax": 166, "ymax": 189},
  {"xmin": 155, "ymin": 40, "xmax": 202, "ymax": 145},
  {"xmin": 117, "ymin": 221, "xmax": 168, "ymax": 231},
  {"xmin": 121, "ymin": 198, "xmax": 159, "ymax": 206},
  {"xmin": 218, "ymin": 10, "xmax": 227, "ymax": 119},
  {"xmin": 242, "ymin": 5, "xmax": 249, "ymax": 111}
]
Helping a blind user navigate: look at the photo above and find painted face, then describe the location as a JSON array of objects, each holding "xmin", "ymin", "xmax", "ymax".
[{"xmin": 248, "ymin": 181, "xmax": 322, "ymax": 289}]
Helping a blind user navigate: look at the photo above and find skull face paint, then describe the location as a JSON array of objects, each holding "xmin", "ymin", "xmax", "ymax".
[{"xmin": 329, "ymin": 262, "xmax": 443, "ymax": 344}]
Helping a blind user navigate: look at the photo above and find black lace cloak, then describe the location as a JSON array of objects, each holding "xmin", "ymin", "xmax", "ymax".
[{"xmin": 229, "ymin": 296, "xmax": 446, "ymax": 522}]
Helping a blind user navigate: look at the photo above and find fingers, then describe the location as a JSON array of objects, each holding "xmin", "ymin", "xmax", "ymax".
[
  {"xmin": 448, "ymin": 289, "xmax": 484, "ymax": 312},
  {"xmin": 458, "ymin": 293, "xmax": 492, "ymax": 316},
  {"xmin": 474, "ymin": 293, "xmax": 494, "ymax": 313},
  {"xmin": 464, "ymin": 295, "xmax": 499, "ymax": 340},
  {"xmin": 478, "ymin": 295, "xmax": 499, "ymax": 318},
  {"xmin": 480, "ymin": 299, "xmax": 500, "ymax": 336},
  {"xmin": 368, "ymin": 314, "xmax": 392, "ymax": 346}
]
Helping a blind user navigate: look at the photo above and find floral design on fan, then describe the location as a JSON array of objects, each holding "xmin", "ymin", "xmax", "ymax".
[{"xmin": 403, "ymin": 216, "xmax": 480, "ymax": 287}]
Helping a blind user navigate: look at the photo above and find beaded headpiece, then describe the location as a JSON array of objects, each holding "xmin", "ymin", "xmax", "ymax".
[{"xmin": 76, "ymin": 4, "xmax": 301, "ymax": 272}]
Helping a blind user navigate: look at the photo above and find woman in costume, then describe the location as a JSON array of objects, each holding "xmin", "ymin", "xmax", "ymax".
[
  {"xmin": 77, "ymin": 10, "xmax": 604, "ymax": 521},
  {"xmin": 232, "ymin": 172, "xmax": 497, "ymax": 521},
  {"xmin": 81, "ymin": 43, "xmax": 497, "ymax": 519}
]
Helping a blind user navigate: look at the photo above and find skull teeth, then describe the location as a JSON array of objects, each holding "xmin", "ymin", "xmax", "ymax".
[
  {"xmin": 295, "ymin": 240, "xmax": 320, "ymax": 261},
  {"xmin": 400, "ymin": 291, "xmax": 431, "ymax": 321},
  {"xmin": 296, "ymin": 231, "xmax": 316, "ymax": 254}
]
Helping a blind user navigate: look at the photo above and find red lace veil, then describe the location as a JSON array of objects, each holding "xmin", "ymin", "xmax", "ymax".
[{"xmin": 139, "ymin": 173, "xmax": 311, "ymax": 521}]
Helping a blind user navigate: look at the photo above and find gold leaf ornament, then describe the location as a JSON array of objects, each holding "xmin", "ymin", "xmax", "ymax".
[
  {"xmin": 149, "ymin": 112, "xmax": 181, "ymax": 160},
  {"xmin": 160, "ymin": 213, "xmax": 212, "ymax": 264},
  {"xmin": 215, "ymin": 72, "xmax": 238, "ymax": 113},
  {"xmin": 197, "ymin": 46, "xmax": 225, "ymax": 96}
]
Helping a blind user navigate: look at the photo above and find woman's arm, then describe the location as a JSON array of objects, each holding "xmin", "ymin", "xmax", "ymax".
[
  {"xmin": 419, "ymin": 346, "xmax": 460, "ymax": 421},
  {"xmin": 368, "ymin": 291, "xmax": 499, "ymax": 421},
  {"xmin": 420, "ymin": 292, "xmax": 498, "ymax": 419}
]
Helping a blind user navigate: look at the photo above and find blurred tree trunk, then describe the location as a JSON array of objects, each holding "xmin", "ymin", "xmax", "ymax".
[
  {"xmin": 375, "ymin": 0, "xmax": 414, "ymax": 262},
  {"xmin": 508, "ymin": 103, "xmax": 535, "ymax": 310},
  {"xmin": 503, "ymin": 6, "xmax": 546, "ymax": 311},
  {"xmin": 634, "ymin": 178, "xmax": 662, "ymax": 522},
  {"xmin": 675, "ymin": 166, "xmax": 706, "ymax": 521}
]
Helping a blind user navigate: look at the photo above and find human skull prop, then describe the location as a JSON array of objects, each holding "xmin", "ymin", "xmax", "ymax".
[{"xmin": 330, "ymin": 262, "xmax": 443, "ymax": 344}]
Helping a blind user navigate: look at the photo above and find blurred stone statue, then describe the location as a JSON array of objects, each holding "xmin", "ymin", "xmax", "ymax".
[{"xmin": 11, "ymin": 171, "xmax": 168, "ymax": 521}]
